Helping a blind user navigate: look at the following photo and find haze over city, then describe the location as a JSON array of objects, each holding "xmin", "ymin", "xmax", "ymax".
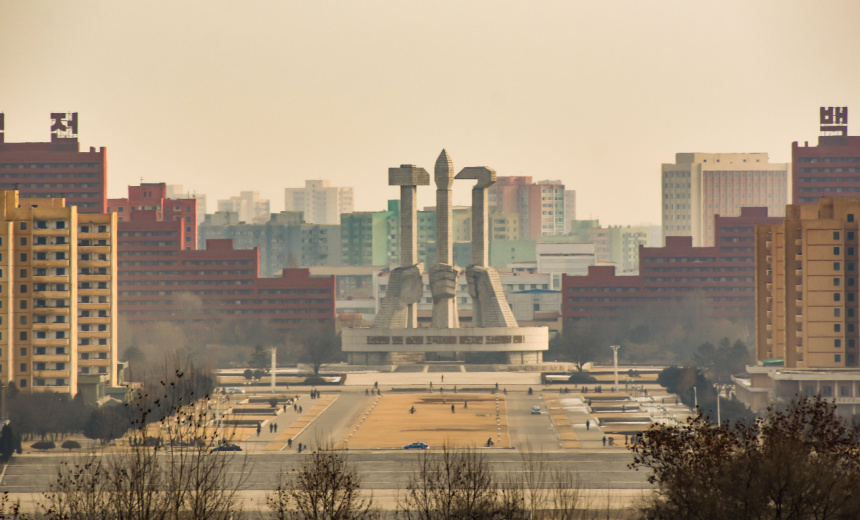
[{"xmin": 3, "ymin": 1, "xmax": 860, "ymax": 225}]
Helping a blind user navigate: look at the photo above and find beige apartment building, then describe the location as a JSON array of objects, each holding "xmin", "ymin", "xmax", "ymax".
[
  {"xmin": 755, "ymin": 198, "xmax": 860, "ymax": 369},
  {"xmin": 0, "ymin": 191, "xmax": 117, "ymax": 395},
  {"xmin": 663, "ymin": 152, "xmax": 788, "ymax": 247}
]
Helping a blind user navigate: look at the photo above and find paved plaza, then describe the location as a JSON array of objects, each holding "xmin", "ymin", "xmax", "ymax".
[{"xmin": 0, "ymin": 365, "xmax": 688, "ymax": 512}]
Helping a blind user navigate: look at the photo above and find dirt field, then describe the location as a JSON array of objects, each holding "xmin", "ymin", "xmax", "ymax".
[{"xmin": 340, "ymin": 393, "xmax": 509, "ymax": 450}]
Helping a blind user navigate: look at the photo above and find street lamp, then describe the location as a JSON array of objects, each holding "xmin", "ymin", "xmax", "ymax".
[{"xmin": 609, "ymin": 345, "xmax": 620, "ymax": 390}]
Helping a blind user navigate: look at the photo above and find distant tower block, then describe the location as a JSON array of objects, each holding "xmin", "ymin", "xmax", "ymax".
[{"xmin": 374, "ymin": 165, "xmax": 429, "ymax": 329}]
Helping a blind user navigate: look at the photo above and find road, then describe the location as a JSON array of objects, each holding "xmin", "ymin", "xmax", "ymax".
[{"xmin": 1, "ymin": 451, "xmax": 647, "ymax": 493}]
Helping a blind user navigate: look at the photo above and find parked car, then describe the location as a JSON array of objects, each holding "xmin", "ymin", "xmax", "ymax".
[
  {"xmin": 531, "ymin": 406, "xmax": 542, "ymax": 415},
  {"xmin": 210, "ymin": 444, "xmax": 242, "ymax": 453},
  {"xmin": 225, "ymin": 387, "xmax": 245, "ymax": 395},
  {"xmin": 403, "ymin": 442, "xmax": 429, "ymax": 450}
]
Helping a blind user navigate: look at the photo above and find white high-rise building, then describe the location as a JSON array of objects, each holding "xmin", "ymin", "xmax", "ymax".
[
  {"xmin": 216, "ymin": 191, "xmax": 270, "ymax": 224},
  {"xmin": 285, "ymin": 180, "xmax": 354, "ymax": 225},
  {"xmin": 166, "ymin": 185, "xmax": 207, "ymax": 226},
  {"xmin": 661, "ymin": 153, "xmax": 788, "ymax": 247}
]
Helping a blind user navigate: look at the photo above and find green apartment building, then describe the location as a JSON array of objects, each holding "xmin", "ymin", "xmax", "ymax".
[{"xmin": 340, "ymin": 200, "xmax": 401, "ymax": 266}]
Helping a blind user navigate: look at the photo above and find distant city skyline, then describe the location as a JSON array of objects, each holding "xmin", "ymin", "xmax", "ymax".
[{"xmin": 2, "ymin": 1, "xmax": 859, "ymax": 226}]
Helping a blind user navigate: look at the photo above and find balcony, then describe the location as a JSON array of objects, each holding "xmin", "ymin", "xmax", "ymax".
[
  {"xmin": 33, "ymin": 291, "xmax": 70, "ymax": 299},
  {"xmin": 78, "ymin": 245, "xmax": 111, "ymax": 254},
  {"xmin": 32, "ymin": 259, "xmax": 70, "ymax": 268},
  {"xmin": 32, "ymin": 369, "xmax": 71, "ymax": 378},
  {"xmin": 32, "ymin": 338, "xmax": 71, "ymax": 347},
  {"xmin": 32, "ymin": 354, "xmax": 71, "ymax": 363},
  {"xmin": 32, "ymin": 229, "xmax": 70, "ymax": 236},
  {"xmin": 31, "ymin": 275, "xmax": 69, "ymax": 283},
  {"xmin": 32, "ymin": 307, "xmax": 70, "ymax": 315},
  {"xmin": 32, "ymin": 244, "xmax": 71, "ymax": 252},
  {"xmin": 32, "ymin": 322, "xmax": 70, "ymax": 332}
]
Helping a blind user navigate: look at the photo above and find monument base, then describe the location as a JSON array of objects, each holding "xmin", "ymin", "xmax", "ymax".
[{"xmin": 343, "ymin": 326, "xmax": 548, "ymax": 366}]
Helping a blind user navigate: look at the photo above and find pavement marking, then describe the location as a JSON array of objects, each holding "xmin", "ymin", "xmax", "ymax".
[{"xmin": 264, "ymin": 394, "xmax": 338, "ymax": 451}]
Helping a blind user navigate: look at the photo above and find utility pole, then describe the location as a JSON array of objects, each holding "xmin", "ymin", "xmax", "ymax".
[
  {"xmin": 610, "ymin": 345, "xmax": 620, "ymax": 390},
  {"xmin": 270, "ymin": 348, "xmax": 277, "ymax": 394}
]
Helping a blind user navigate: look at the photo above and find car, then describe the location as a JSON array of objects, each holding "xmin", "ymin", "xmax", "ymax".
[
  {"xmin": 531, "ymin": 406, "xmax": 542, "ymax": 415},
  {"xmin": 403, "ymin": 442, "xmax": 429, "ymax": 450},
  {"xmin": 225, "ymin": 387, "xmax": 245, "ymax": 395},
  {"xmin": 210, "ymin": 444, "xmax": 242, "ymax": 453}
]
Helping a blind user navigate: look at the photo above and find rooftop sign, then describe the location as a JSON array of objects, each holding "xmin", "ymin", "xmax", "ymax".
[{"xmin": 820, "ymin": 106, "xmax": 848, "ymax": 136}]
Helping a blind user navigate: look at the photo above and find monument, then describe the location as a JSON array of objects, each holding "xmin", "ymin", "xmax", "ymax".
[{"xmin": 343, "ymin": 150, "xmax": 548, "ymax": 365}]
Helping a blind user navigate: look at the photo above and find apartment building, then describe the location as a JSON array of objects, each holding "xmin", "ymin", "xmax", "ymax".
[
  {"xmin": 284, "ymin": 180, "xmax": 354, "ymax": 225},
  {"xmin": 0, "ymin": 112, "xmax": 107, "ymax": 214},
  {"xmin": 662, "ymin": 152, "xmax": 788, "ymax": 246},
  {"xmin": 0, "ymin": 191, "xmax": 117, "ymax": 395}
]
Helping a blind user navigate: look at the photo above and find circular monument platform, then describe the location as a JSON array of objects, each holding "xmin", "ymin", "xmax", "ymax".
[{"xmin": 342, "ymin": 326, "xmax": 547, "ymax": 365}]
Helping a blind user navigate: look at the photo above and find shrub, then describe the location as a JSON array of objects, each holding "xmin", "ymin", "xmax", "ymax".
[
  {"xmin": 243, "ymin": 369, "xmax": 253, "ymax": 380},
  {"xmin": 269, "ymin": 397, "xmax": 279, "ymax": 407},
  {"xmin": 567, "ymin": 372, "xmax": 597, "ymax": 384},
  {"xmin": 303, "ymin": 375, "xmax": 326, "ymax": 385},
  {"xmin": 61, "ymin": 440, "xmax": 81, "ymax": 451},
  {"xmin": 31, "ymin": 441, "xmax": 55, "ymax": 451}
]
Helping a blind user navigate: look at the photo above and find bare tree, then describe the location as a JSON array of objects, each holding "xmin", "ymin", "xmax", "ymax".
[
  {"xmin": 397, "ymin": 445, "xmax": 527, "ymax": 520},
  {"xmin": 40, "ymin": 353, "xmax": 250, "ymax": 520},
  {"xmin": 267, "ymin": 446, "xmax": 377, "ymax": 520},
  {"xmin": 291, "ymin": 325, "xmax": 342, "ymax": 375}
]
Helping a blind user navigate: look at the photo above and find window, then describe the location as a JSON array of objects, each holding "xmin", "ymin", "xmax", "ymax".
[
  {"xmin": 841, "ymin": 386, "xmax": 851, "ymax": 397},
  {"xmin": 19, "ymin": 364, "xmax": 26, "ymax": 372},
  {"xmin": 834, "ymin": 231, "xmax": 841, "ymax": 240},
  {"xmin": 19, "ymin": 237, "xmax": 25, "ymax": 246},
  {"xmin": 20, "ymin": 380, "xmax": 26, "ymax": 388},
  {"xmin": 834, "ymin": 278, "xmax": 841, "ymax": 286},
  {"xmin": 850, "ymin": 324, "xmax": 855, "ymax": 333},
  {"xmin": 835, "ymin": 246, "xmax": 841, "ymax": 255},
  {"xmin": 19, "ymin": 222, "xmax": 26, "ymax": 230},
  {"xmin": 19, "ymin": 254, "xmax": 26, "ymax": 262},
  {"xmin": 19, "ymin": 300, "xmax": 26, "ymax": 309},
  {"xmin": 850, "ymin": 214, "xmax": 856, "ymax": 223},
  {"xmin": 19, "ymin": 332, "xmax": 26, "ymax": 341},
  {"xmin": 835, "ymin": 308, "xmax": 842, "ymax": 317},
  {"xmin": 835, "ymin": 293, "xmax": 841, "ymax": 301},
  {"xmin": 850, "ymin": 308, "xmax": 856, "ymax": 318},
  {"xmin": 836, "ymin": 354, "xmax": 842, "ymax": 363},
  {"xmin": 835, "ymin": 324, "xmax": 842, "ymax": 332},
  {"xmin": 850, "ymin": 293, "xmax": 855, "ymax": 302},
  {"xmin": 835, "ymin": 339, "xmax": 842, "ymax": 348},
  {"xmin": 823, "ymin": 385, "xmax": 833, "ymax": 396},
  {"xmin": 851, "ymin": 248, "xmax": 856, "ymax": 256},
  {"xmin": 851, "ymin": 232, "xmax": 856, "ymax": 240},
  {"xmin": 19, "ymin": 285, "xmax": 26, "ymax": 294},
  {"xmin": 835, "ymin": 262, "xmax": 842, "ymax": 270}
]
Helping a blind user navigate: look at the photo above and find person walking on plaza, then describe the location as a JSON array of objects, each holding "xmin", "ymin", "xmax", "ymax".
[
  {"xmin": 602, "ymin": 436, "xmax": 606, "ymax": 446},
  {"xmin": 288, "ymin": 438, "xmax": 292, "ymax": 448},
  {"xmin": 451, "ymin": 404, "xmax": 455, "ymax": 414},
  {"xmin": 257, "ymin": 423, "xmax": 262, "ymax": 437},
  {"xmin": 586, "ymin": 420, "xmax": 590, "ymax": 431}
]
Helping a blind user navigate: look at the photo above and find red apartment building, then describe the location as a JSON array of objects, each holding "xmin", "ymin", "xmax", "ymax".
[
  {"xmin": 0, "ymin": 113, "xmax": 107, "ymax": 213},
  {"xmin": 108, "ymin": 183, "xmax": 197, "ymax": 250},
  {"xmin": 563, "ymin": 208, "xmax": 782, "ymax": 327},
  {"xmin": 113, "ymin": 185, "xmax": 334, "ymax": 330},
  {"xmin": 793, "ymin": 135, "xmax": 860, "ymax": 204}
]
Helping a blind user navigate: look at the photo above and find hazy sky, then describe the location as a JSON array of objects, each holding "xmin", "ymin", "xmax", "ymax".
[{"xmin": 2, "ymin": 1, "xmax": 860, "ymax": 225}]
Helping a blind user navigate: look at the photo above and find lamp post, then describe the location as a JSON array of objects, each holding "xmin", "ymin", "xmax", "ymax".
[
  {"xmin": 270, "ymin": 348, "xmax": 277, "ymax": 394},
  {"xmin": 609, "ymin": 345, "xmax": 620, "ymax": 391},
  {"xmin": 693, "ymin": 386, "xmax": 698, "ymax": 409}
]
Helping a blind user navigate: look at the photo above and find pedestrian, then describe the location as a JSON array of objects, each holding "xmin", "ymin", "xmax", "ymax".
[
  {"xmin": 451, "ymin": 404, "xmax": 455, "ymax": 414},
  {"xmin": 503, "ymin": 388, "xmax": 507, "ymax": 395},
  {"xmin": 622, "ymin": 404, "xmax": 626, "ymax": 412},
  {"xmin": 464, "ymin": 400, "xmax": 468, "ymax": 409},
  {"xmin": 365, "ymin": 388, "xmax": 369, "ymax": 396},
  {"xmin": 440, "ymin": 387, "xmax": 443, "ymax": 394},
  {"xmin": 257, "ymin": 423, "xmax": 262, "ymax": 437},
  {"xmin": 430, "ymin": 381, "xmax": 433, "ymax": 389},
  {"xmin": 374, "ymin": 381, "xmax": 378, "ymax": 389},
  {"xmin": 283, "ymin": 404, "xmax": 287, "ymax": 413},
  {"xmin": 293, "ymin": 404, "xmax": 297, "ymax": 412},
  {"xmin": 269, "ymin": 423, "xmax": 273, "ymax": 433},
  {"xmin": 454, "ymin": 386, "xmax": 458, "ymax": 393},
  {"xmin": 299, "ymin": 406, "xmax": 302, "ymax": 413},
  {"xmin": 586, "ymin": 420, "xmax": 590, "ymax": 431},
  {"xmin": 288, "ymin": 438, "xmax": 292, "ymax": 448},
  {"xmin": 495, "ymin": 382, "xmax": 499, "ymax": 390},
  {"xmin": 625, "ymin": 434, "xmax": 628, "ymax": 445},
  {"xmin": 274, "ymin": 423, "xmax": 278, "ymax": 433},
  {"xmin": 609, "ymin": 437, "xmax": 614, "ymax": 447},
  {"xmin": 528, "ymin": 387, "xmax": 533, "ymax": 395},
  {"xmin": 602, "ymin": 436, "xmax": 606, "ymax": 446},
  {"xmin": 441, "ymin": 375, "xmax": 444, "ymax": 383}
]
